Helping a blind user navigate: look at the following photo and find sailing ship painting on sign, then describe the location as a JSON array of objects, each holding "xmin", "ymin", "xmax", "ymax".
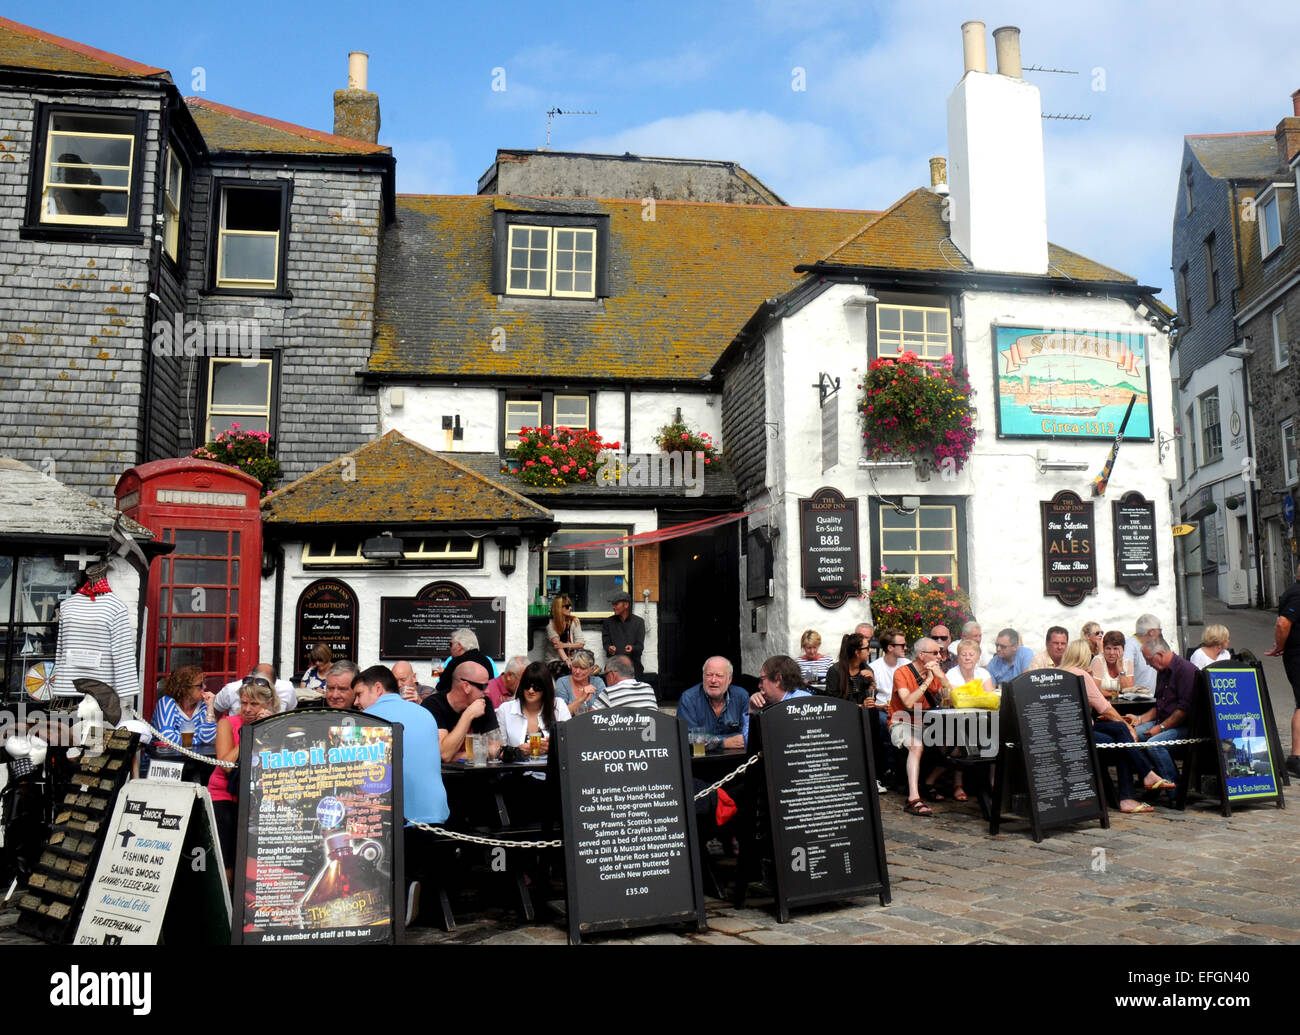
[{"xmin": 993, "ymin": 326, "xmax": 1153, "ymax": 441}]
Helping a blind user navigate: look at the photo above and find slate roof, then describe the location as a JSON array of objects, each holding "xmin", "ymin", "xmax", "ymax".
[
  {"xmin": 185, "ymin": 98, "xmax": 390, "ymax": 156},
  {"xmin": 370, "ymin": 195, "xmax": 875, "ymax": 381},
  {"xmin": 1186, "ymin": 132, "xmax": 1284, "ymax": 180},
  {"xmin": 0, "ymin": 457, "xmax": 154, "ymax": 542},
  {"xmin": 813, "ymin": 188, "xmax": 1137, "ymax": 283},
  {"xmin": 261, "ymin": 431, "xmax": 553, "ymax": 527},
  {"xmin": 0, "ymin": 16, "xmax": 168, "ymax": 79}
]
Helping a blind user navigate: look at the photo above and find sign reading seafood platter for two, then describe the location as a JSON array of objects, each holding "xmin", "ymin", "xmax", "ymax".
[{"xmin": 993, "ymin": 326, "xmax": 1153, "ymax": 441}]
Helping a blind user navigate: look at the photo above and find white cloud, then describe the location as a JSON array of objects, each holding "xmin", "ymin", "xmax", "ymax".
[{"xmin": 388, "ymin": 137, "xmax": 460, "ymax": 195}]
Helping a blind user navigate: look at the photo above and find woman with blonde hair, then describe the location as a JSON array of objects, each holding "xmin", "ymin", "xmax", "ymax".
[
  {"xmin": 1061, "ymin": 638, "xmax": 1173, "ymax": 813},
  {"xmin": 1081, "ymin": 621, "xmax": 1104, "ymax": 658},
  {"xmin": 544, "ymin": 593, "xmax": 584, "ymax": 676},
  {"xmin": 796, "ymin": 629, "xmax": 833, "ymax": 685},
  {"xmin": 1190, "ymin": 625, "xmax": 1231, "ymax": 669}
]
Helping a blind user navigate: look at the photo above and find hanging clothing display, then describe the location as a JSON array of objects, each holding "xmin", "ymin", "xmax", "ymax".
[{"xmin": 51, "ymin": 584, "xmax": 139, "ymax": 699}]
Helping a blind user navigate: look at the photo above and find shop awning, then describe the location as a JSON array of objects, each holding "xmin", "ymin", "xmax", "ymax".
[{"xmin": 551, "ymin": 507, "xmax": 768, "ymax": 551}]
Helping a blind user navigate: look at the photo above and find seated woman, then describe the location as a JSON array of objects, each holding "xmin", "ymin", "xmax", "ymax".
[
  {"xmin": 300, "ymin": 643, "xmax": 332, "ymax": 694},
  {"xmin": 544, "ymin": 594, "xmax": 584, "ymax": 677},
  {"xmin": 823, "ymin": 632, "xmax": 874, "ymax": 704},
  {"xmin": 497, "ymin": 661, "xmax": 572, "ymax": 757},
  {"xmin": 1190, "ymin": 624, "xmax": 1231, "ymax": 669},
  {"xmin": 795, "ymin": 629, "xmax": 834, "ymax": 686},
  {"xmin": 944, "ymin": 637, "xmax": 994, "ymax": 694},
  {"xmin": 1061, "ymin": 638, "xmax": 1173, "ymax": 814},
  {"xmin": 554, "ymin": 649, "xmax": 605, "ymax": 714},
  {"xmin": 151, "ymin": 664, "xmax": 217, "ymax": 752},
  {"xmin": 1091, "ymin": 630, "xmax": 1135, "ymax": 697},
  {"xmin": 1082, "ymin": 621, "xmax": 1104, "ymax": 658},
  {"xmin": 209, "ymin": 677, "xmax": 279, "ymax": 883}
]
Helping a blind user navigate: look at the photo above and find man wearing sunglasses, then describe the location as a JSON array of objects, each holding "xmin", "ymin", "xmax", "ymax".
[
  {"xmin": 868, "ymin": 628, "xmax": 910, "ymax": 791},
  {"xmin": 422, "ymin": 659, "xmax": 499, "ymax": 762},
  {"xmin": 987, "ymin": 629, "xmax": 1034, "ymax": 684},
  {"xmin": 929, "ymin": 624, "xmax": 954, "ymax": 668}
]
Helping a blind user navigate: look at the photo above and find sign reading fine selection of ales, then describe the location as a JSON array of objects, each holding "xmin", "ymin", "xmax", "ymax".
[
  {"xmin": 1040, "ymin": 489, "xmax": 1097, "ymax": 606},
  {"xmin": 555, "ymin": 708, "xmax": 705, "ymax": 944},
  {"xmin": 232, "ymin": 711, "xmax": 403, "ymax": 945}
]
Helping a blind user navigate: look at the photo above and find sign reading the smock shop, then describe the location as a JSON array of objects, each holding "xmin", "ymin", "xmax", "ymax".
[
  {"xmin": 295, "ymin": 579, "xmax": 358, "ymax": 676},
  {"xmin": 798, "ymin": 487, "xmax": 860, "ymax": 608},
  {"xmin": 380, "ymin": 580, "xmax": 505, "ymax": 659},
  {"xmin": 1040, "ymin": 490, "xmax": 1096, "ymax": 606},
  {"xmin": 1112, "ymin": 491, "xmax": 1158, "ymax": 595}
]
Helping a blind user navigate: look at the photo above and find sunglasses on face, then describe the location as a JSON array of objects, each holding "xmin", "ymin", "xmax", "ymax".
[
  {"xmin": 459, "ymin": 678, "xmax": 489, "ymax": 691},
  {"xmin": 933, "ymin": 635, "xmax": 950, "ymax": 641}
]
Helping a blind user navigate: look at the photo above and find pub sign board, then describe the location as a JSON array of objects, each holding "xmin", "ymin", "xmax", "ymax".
[
  {"xmin": 754, "ymin": 697, "xmax": 889, "ymax": 921},
  {"xmin": 991, "ymin": 669, "xmax": 1108, "ymax": 842},
  {"xmin": 380, "ymin": 580, "xmax": 505, "ymax": 660},
  {"xmin": 232, "ymin": 711, "xmax": 403, "ymax": 945},
  {"xmin": 798, "ymin": 486, "xmax": 860, "ymax": 608},
  {"xmin": 554, "ymin": 708, "xmax": 706, "ymax": 944},
  {"xmin": 295, "ymin": 579, "xmax": 358, "ymax": 675},
  {"xmin": 1041, "ymin": 490, "xmax": 1096, "ymax": 606},
  {"xmin": 1112, "ymin": 491, "xmax": 1158, "ymax": 595},
  {"xmin": 1203, "ymin": 663, "xmax": 1285, "ymax": 815}
]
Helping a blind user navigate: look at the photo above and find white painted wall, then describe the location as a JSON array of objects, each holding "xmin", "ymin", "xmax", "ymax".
[
  {"xmin": 379, "ymin": 385, "xmax": 499, "ymax": 452},
  {"xmin": 947, "ymin": 70, "xmax": 1048, "ymax": 275},
  {"xmin": 628, "ymin": 392, "xmax": 721, "ymax": 454},
  {"xmin": 737, "ymin": 284, "xmax": 1183, "ymax": 670}
]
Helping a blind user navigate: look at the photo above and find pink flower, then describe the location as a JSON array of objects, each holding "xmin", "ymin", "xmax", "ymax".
[
  {"xmin": 525, "ymin": 460, "xmax": 535, "ymax": 467},
  {"xmin": 578, "ymin": 467, "xmax": 587, "ymax": 476},
  {"xmin": 550, "ymin": 467, "xmax": 559, "ymax": 476}
]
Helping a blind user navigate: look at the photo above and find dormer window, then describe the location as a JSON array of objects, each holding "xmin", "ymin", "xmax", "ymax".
[
  {"xmin": 208, "ymin": 177, "xmax": 292, "ymax": 296},
  {"xmin": 492, "ymin": 211, "xmax": 609, "ymax": 299},
  {"xmin": 1258, "ymin": 185, "xmax": 1290, "ymax": 259}
]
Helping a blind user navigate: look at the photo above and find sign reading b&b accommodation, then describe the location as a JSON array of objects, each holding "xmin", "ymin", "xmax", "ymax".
[
  {"xmin": 798, "ymin": 487, "xmax": 860, "ymax": 608},
  {"xmin": 1041, "ymin": 490, "xmax": 1096, "ymax": 606}
]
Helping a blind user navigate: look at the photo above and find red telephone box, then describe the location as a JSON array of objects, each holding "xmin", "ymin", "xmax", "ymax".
[{"xmin": 116, "ymin": 459, "xmax": 263, "ymax": 715}]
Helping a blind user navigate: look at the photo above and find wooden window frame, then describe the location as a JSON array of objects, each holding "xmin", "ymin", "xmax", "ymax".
[
  {"xmin": 868, "ymin": 497, "xmax": 968, "ymax": 589},
  {"xmin": 543, "ymin": 526, "xmax": 632, "ymax": 619},
  {"xmin": 206, "ymin": 177, "xmax": 293, "ymax": 297},
  {"xmin": 198, "ymin": 353, "xmax": 279, "ymax": 448},
  {"xmin": 1282, "ymin": 419, "xmax": 1298, "ymax": 486},
  {"xmin": 498, "ymin": 389, "xmax": 597, "ymax": 454},
  {"xmin": 1203, "ymin": 233, "xmax": 1219, "ymax": 310},
  {"xmin": 1274, "ymin": 306, "xmax": 1290, "ymax": 371},
  {"xmin": 491, "ymin": 211, "xmax": 610, "ymax": 298},
  {"xmin": 1199, "ymin": 388, "xmax": 1222, "ymax": 465}
]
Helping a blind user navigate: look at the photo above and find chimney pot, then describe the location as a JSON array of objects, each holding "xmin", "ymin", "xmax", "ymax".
[
  {"xmin": 929, "ymin": 156, "xmax": 948, "ymax": 189},
  {"xmin": 1292, "ymin": 88, "xmax": 1300, "ymax": 117},
  {"xmin": 961, "ymin": 21, "xmax": 987, "ymax": 75},
  {"xmin": 992, "ymin": 26, "xmax": 1022, "ymax": 79},
  {"xmin": 348, "ymin": 51, "xmax": 369, "ymax": 92}
]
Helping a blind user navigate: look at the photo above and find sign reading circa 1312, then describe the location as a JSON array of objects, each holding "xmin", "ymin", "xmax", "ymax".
[
  {"xmin": 1040, "ymin": 490, "xmax": 1097, "ymax": 607},
  {"xmin": 798, "ymin": 487, "xmax": 860, "ymax": 609}
]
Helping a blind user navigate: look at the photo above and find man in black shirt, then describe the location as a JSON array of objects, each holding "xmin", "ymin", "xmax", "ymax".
[
  {"xmin": 602, "ymin": 592, "xmax": 646, "ymax": 679},
  {"xmin": 1265, "ymin": 564, "xmax": 1300, "ymax": 777},
  {"xmin": 422, "ymin": 660, "xmax": 498, "ymax": 762}
]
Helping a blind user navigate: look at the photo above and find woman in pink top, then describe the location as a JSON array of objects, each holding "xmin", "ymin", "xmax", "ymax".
[
  {"xmin": 1062, "ymin": 639, "xmax": 1173, "ymax": 813},
  {"xmin": 209, "ymin": 678, "xmax": 279, "ymax": 883}
]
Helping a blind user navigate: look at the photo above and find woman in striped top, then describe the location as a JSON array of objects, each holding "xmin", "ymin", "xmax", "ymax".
[{"xmin": 150, "ymin": 664, "xmax": 217, "ymax": 749}]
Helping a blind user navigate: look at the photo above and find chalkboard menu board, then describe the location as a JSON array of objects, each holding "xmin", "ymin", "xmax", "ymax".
[
  {"xmin": 380, "ymin": 580, "xmax": 504, "ymax": 660},
  {"xmin": 754, "ymin": 697, "xmax": 889, "ymax": 921},
  {"xmin": 233, "ymin": 711, "xmax": 403, "ymax": 945},
  {"xmin": 1203, "ymin": 664, "xmax": 1285, "ymax": 815},
  {"xmin": 1112, "ymin": 491, "xmax": 1158, "ymax": 595},
  {"xmin": 1040, "ymin": 490, "xmax": 1096, "ymax": 606},
  {"xmin": 798, "ymin": 486, "xmax": 860, "ymax": 608},
  {"xmin": 992, "ymin": 669, "xmax": 1107, "ymax": 842},
  {"xmin": 554, "ymin": 709, "xmax": 705, "ymax": 944},
  {"xmin": 295, "ymin": 579, "xmax": 358, "ymax": 674}
]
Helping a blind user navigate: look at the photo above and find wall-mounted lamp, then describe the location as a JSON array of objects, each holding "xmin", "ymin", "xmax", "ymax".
[
  {"xmin": 361, "ymin": 531, "xmax": 405, "ymax": 562},
  {"xmin": 842, "ymin": 285, "xmax": 880, "ymax": 307},
  {"xmin": 1035, "ymin": 449, "xmax": 1089, "ymax": 473},
  {"xmin": 496, "ymin": 535, "xmax": 520, "ymax": 576}
]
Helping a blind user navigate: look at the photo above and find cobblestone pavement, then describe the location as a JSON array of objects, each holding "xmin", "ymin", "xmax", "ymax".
[{"xmin": 0, "ymin": 598, "xmax": 1295, "ymax": 947}]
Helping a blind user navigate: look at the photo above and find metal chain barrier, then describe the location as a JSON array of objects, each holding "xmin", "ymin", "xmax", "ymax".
[
  {"xmin": 147, "ymin": 726, "xmax": 236, "ymax": 767},
  {"xmin": 412, "ymin": 752, "xmax": 763, "ymax": 850},
  {"xmin": 1094, "ymin": 737, "xmax": 1209, "ymax": 749}
]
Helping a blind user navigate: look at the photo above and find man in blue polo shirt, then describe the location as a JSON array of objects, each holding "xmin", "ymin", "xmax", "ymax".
[
  {"xmin": 354, "ymin": 664, "xmax": 448, "ymax": 925},
  {"xmin": 677, "ymin": 656, "xmax": 747, "ymax": 749},
  {"xmin": 987, "ymin": 628, "xmax": 1034, "ymax": 684}
]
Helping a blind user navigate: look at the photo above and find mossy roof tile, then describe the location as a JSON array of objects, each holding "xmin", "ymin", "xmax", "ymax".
[
  {"xmin": 1187, "ymin": 133, "xmax": 1283, "ymax": 180},
  {"xmin": 186, "ymin": 97, "xmax": 390, "ymax": 156},
  {"xmin": 262, "ymin": 430, "xmax": 552, "ymax": 526},
  {"xmin": 0, "ymin": 16, "xmax": 168, "ymax": 79}
]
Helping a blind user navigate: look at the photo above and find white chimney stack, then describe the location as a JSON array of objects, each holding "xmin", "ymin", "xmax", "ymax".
[
  {"xmin": 347, "ymin": 51, "xmax": 369, "ymax": 91},
  {"xmin": 945, "ymin": 22, "xmax": 1048, "ymax": 275}
]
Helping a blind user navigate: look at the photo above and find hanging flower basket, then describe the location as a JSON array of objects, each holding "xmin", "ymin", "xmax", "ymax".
[
  {"xmin": 869, "ymin": 576, "xmax": 974, "ymax": 646},
  {"xmin": 654, "ymin": 421, "xmax": 718, "ymax": 463},
  {"xmin": 859, "ymin": 352, "xmax": 976, "ymax": 474},
  {"xmin": 191, "ymin": 423, "xmax": 281, "ymax": 495}
]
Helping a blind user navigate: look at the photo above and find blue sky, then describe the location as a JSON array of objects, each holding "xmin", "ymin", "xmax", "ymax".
[{"xmin": 24, "ymin": 0, "xmax": 1300, "ymax": 299}]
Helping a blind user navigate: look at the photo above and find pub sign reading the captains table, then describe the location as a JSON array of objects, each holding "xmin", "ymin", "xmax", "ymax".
[
  {"xmin": 798, "ymin": 486, "xmax": 860, "ymax": 608},
  {"xmin": 1112, "ymin": 491, "xmax": 1158, "ymax": 595}
]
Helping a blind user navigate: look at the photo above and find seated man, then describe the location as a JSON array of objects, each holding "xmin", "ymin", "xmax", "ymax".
[
  {"xmin": 929, "ymin": 624, "xmax": 953, "ymax": 668},
  {"xmin": 591, "ymin": 655, "xmax": 658, "ymax": 710},
  {"xmin": 354, "ymin": 664, "xmax": 449, "ymax": 926},
  {"xmin": 987, "ymin": 628, "xmax": 1034, "ymax": 684},
  {"xmin": 393, "ymin": 660, "xmax": 435, "ymax": 703},
  {"xmin": 961, "ymin": 620, "xmax": 993, "ymax": 666},
  {"xmin": 677, "ymin": 656, "xmax": 747, "ymax": 749},
  {"xmin": 421, "ymin": 660, "xmax": 499, "ymax": 762},
  {"xmin": 744, "ymin": 655, "xmax": 814, "ymax": 742},
  {"xmin": 1133, "ymin": 636, "xmax": 1197, "ymax": 803},
  {"xmin": 888, "ymin": 638, "xmax": 946, "ymax": 815},
  {"xmin": 1124, "ymin": 613, "xmax": 1162, "ymax": 693},
  {"xmin": 323, "ymin": 660, "xmax": 360, "ymax": 710},
  {"xmin": 215, "ymin": 662, "xmax": 296, "ymax": 713},
  {"xmin": 868, "ymin": 627, "xmax": 910, "ymax": 790},
  {"xmin": 486, "ymin": 655, "xmax": 528, "ymax": 708},
  {"xmin": 1028, "ymin": 626, "xmax": 1068, "ymax": 670}
]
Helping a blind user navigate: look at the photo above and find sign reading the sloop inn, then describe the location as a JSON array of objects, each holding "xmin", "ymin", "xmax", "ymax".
[
  {"xmin": 798, "ymin": 487, "xmax": 860, "ymax": 607},
  {"xmin": 994, "ymin": 326, "xmax": 1152, "ymax": 441}
]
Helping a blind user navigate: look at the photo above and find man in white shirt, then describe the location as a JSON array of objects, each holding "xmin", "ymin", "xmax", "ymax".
[
  {"xmin": 868, "ymin": 627, "xmax": 909, "ymax": 792},
  {"xmin": 1123, "ymin": 613, "xmax": 1162, "ymax": 693},
  {"xmin": 214, "ymin": 663, "xmax": 296, "ymax": 713}
]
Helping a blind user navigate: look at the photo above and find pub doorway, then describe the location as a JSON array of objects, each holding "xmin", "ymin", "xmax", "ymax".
[{"xmin": 655, "ymin": 519, "xmax": 740, "ymax": 703}]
